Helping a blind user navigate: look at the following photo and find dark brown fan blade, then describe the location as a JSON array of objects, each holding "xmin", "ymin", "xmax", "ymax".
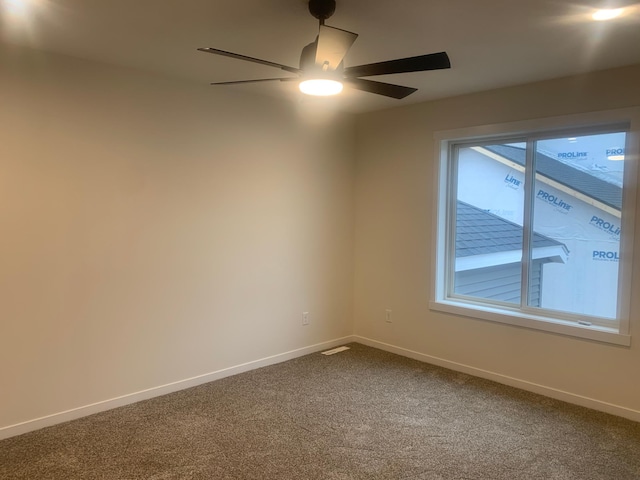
[
  {"xmin": 344, "ymin": 52, "xmax": 450, "ymax": 78},
  {"xmin": 198, "ymin": 48, "xmax": 301, "ymax": 74},
  {"xmin": 210, "ymin": 77, "xmax": 299, "ymax": 85},
  {"xmin": 343, "ymin": 78, "xmax": 417, "ymax": 99},
  {"xmin": 315, "ymin": 25, "xmax": 358, "ymax": 71}
]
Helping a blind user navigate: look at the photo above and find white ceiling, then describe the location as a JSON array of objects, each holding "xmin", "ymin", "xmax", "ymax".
[{"xmin": 2, "ymin": 0, "xmax": 640, "ymax": 113}]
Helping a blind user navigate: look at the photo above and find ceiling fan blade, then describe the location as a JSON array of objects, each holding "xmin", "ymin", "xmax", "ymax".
[
  {"xmin": 344, "ymin": 52, "xmax": 450, "ymax": 78},
  {"xmin": 210, "ymin": 77, "xmax": 299, "ymax": 85},
  {"xmin": 198, "ymin": 47, "xmax": 301, "ymax": 74},
  {"xmin": 315, "ymin": 25, "xmax": 358, "ymax": 71},
  {"xmin": 343, "ymin": 78, "xmax": 417, "ymax": 99}
]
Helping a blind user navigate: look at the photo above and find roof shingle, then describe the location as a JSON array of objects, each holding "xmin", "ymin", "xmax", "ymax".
[
  {"xmin": 484, "ymin": 144, "xmax": 622, "ymax": 210},
  {"xmin": 456, "ymin": 201, "xmax": 567, "ymax": 258}
]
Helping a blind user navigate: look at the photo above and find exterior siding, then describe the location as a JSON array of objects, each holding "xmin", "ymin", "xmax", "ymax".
[{"xmin": 455, "ymin": 261, "xmax": 543, "ymax": 306}]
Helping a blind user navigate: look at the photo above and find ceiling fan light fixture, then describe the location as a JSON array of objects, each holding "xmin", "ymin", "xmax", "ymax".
[
  {"xmin": 592, "ymin": 8, "xmax": 624, "ymax": 21},
  {"xmin": 2, "ymin": 0, "xmax": 28, "ymax": 15},
  {"xmin": 299, "ymin": 78, "xmax": 343, "ymax": 96}
]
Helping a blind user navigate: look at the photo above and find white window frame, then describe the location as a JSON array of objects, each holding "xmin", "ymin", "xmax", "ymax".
[{"xmin": 430, "ymin": 108, "xmax": 640, "ymax": 346}]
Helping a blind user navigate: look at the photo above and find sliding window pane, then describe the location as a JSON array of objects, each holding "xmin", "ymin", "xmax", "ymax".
[
  {"xmin": 529, "ymin": 132, "xmax": 625, "ymax": 319},
  {"xmin": 453, "ymin": 143, "xmax": 526, "ymax": 304}
]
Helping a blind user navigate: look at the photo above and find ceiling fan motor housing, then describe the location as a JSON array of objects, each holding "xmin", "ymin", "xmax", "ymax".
[
  {"xmin": 309, "ymin": 0, "xmax": 336, "ymax": 22},
  {"xmin": 300, "ymin": 41, "xmax": 318, "ymax": 71},
  {"xmin": 299, "ymin": 40, "xmax": 344, "ymax": 77}
]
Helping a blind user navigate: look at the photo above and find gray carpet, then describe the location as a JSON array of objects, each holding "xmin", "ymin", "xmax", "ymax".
[{"xmin": 1, "ymin": 343, "xmax": 639, "ymax": 479}]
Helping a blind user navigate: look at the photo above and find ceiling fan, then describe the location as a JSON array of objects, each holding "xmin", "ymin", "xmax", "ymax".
[{"xmin": 197, "ymin": 0, "xmax": 451, "ymax": 99}]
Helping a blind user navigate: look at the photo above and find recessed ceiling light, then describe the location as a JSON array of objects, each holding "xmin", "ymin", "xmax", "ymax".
[
  {"xmin": 592, "ymin": 8, "xmax": 624, "ymax": 21},
  {"xmin": 299, "ymin": 79, "xmax": 343, "ymax": 96}
]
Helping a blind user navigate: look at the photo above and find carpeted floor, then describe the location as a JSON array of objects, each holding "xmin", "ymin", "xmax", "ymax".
[{"xmin": 1, "ymin": 343, "xmax": 639, "ymax": 479}]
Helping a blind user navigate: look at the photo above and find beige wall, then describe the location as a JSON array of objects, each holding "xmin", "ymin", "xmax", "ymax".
[
  {"xmin": 353, "ymin": 64, "xmax": 640, "ymax": 416},
  {"xmin": 0, "ymin": 44, "xmax": 356, "ymax": 430}
]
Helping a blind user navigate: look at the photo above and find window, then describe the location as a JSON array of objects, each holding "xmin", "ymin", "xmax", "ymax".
[{"xmin": 431, "ymin": 110, "xmax": 639, "ymax": 345}]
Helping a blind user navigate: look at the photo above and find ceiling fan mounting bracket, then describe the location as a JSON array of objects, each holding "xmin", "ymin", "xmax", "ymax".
[{"xmin": 308, "ymin": 0, "xmax": 336, "ymax": 23}]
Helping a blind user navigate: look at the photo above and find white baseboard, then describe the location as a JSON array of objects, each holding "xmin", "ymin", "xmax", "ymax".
[
  {"xmin": 0, "ymin": 335, "xmax": 356, "ymax": 441},
  {"xmin": 5, "ymin": 334, "xmax": 635, "ymax": 441},
  {"xmin": 354, "ymin": 335, "xmax": 640, "ymax": 423}
]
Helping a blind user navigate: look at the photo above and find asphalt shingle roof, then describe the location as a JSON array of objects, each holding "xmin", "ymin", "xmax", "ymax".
[
  {"xmin": 456, "ymin": 201, "xmax": 567, "ymax": 258},
  {"xmin": 484, "ymin": 144, "xmax": 622, "ymax": 211}
]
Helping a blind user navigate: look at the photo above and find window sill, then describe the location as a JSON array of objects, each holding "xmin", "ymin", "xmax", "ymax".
[{"xmin": 429, "ymin": 300, "xmax": 631, "ymax": 346}]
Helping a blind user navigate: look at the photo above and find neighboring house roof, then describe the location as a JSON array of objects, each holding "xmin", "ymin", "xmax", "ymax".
[
  {"xmin": 484, "ymin": 144, "xmax": 622, "ymax": 211},
  {"xmin": 455, "ymin": 201, "xmax": 568, "ymax": 271}
]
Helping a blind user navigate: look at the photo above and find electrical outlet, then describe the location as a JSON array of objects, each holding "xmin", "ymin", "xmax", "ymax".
[
  {"xmin": 302, "ymin": 312, "xmax": 310, "ymax": 326},
  {"xmin": 385, "ymin": 309, "xmax": 392, "ymax": 323}
]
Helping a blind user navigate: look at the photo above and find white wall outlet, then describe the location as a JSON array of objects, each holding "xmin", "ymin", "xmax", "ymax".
[
  {"xmin": 385, "ymin": 309, "xmax": 392, "ymax": 323},
  {"xmin": 302, "ymin": 312, "xmax": 310, "ymax": 326}
]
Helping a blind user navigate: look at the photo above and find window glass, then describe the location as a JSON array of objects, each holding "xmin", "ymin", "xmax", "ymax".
[
  {"xmin": 440, "ymin": 125, "xmax": 631, "ymax": 333},
  {"xmin": 454, "ymin": 143, "xmax": 525, "ymax": 305},
  {"xmin": 529, "ymin": 133, "xmax": 625, "ymax": 319}
]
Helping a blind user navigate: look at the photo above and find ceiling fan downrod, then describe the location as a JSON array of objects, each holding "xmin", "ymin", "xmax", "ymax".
[{"xmin": 308, "ymin": 0, "xmax": 336, "ymax": 25}]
